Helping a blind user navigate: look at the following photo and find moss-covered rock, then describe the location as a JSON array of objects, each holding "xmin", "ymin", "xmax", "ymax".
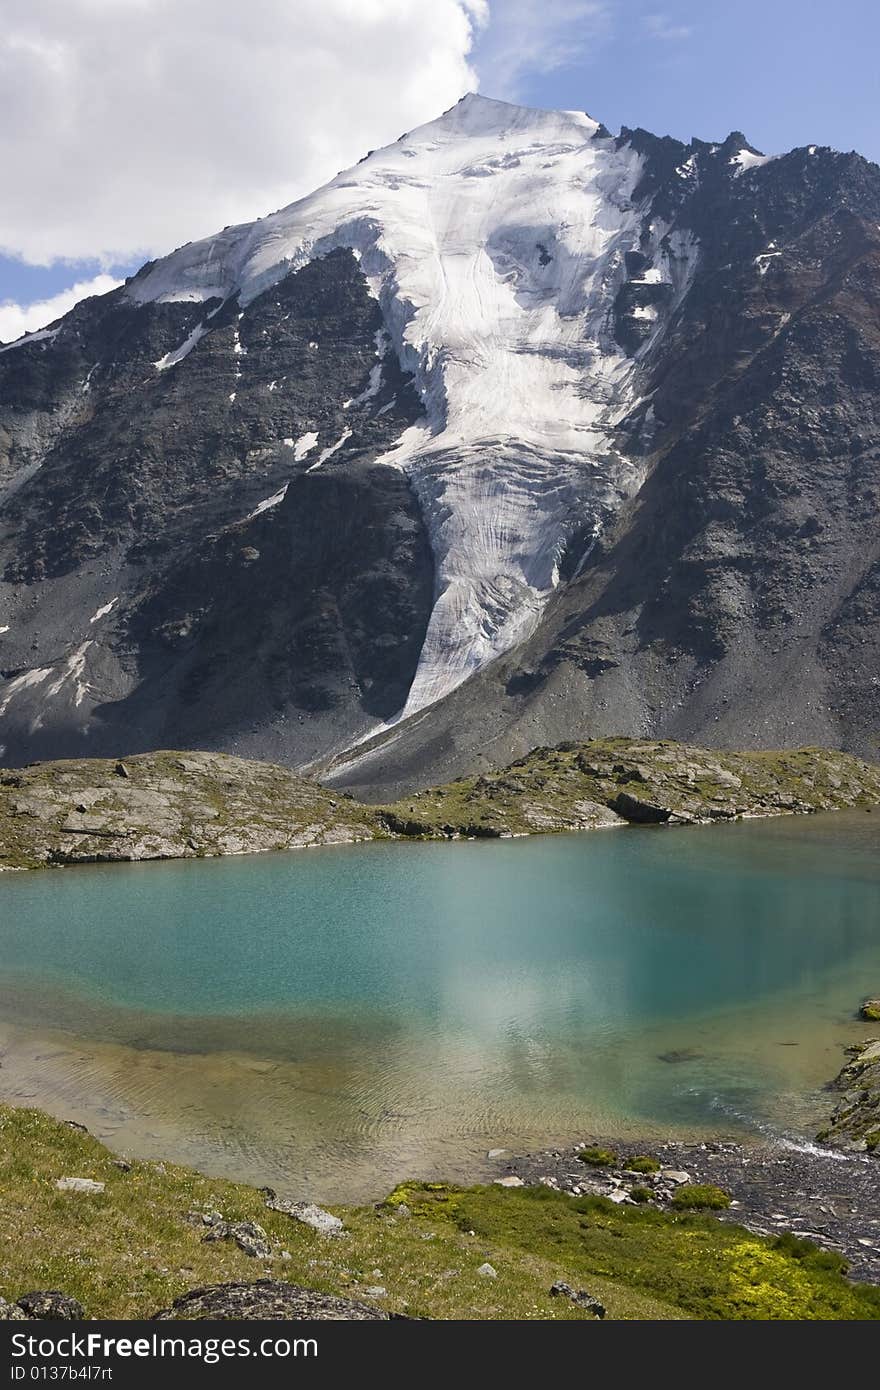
[
  {"xmin": 670, "ymin": 1184, "xmax": 732, "ymax": 1211},
  {"xmin": 577, "ymin": 1147, "xmax": 617, "ymax": 1167},
  {"xmin": 628, "ymin": 1186, "xmax": 654, "ymax": 1204},
  {"xmin": 0, "ymin": 750, "xmax": 386, "ymax": 870},
  {"xmin": 627, "ymin": 1155, "xmax": 661, "ymax": 1174}
]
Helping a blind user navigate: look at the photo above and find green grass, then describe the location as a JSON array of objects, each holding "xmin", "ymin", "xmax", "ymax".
[
  {"xmin": 626, "ymin": 1155, "xmax": 661, "ymax": 1174},
  {"xmin": 671, "ymin": 1184, "xmax": 732, "ymax": 1211},
  {"xmin": 1, "ymin": 1107, "xmax": 878, "ymax": 1321},
  {"xmin": 576, "ymin": 1147, "xmax": 617, "ymax": 1167}
]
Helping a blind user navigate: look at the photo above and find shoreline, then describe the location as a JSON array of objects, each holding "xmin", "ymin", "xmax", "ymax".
[
  {"xmin": 1, "ymin": 1099, "xmax": 878, "ymax": 1323},
  {"xmin": 2, "ymin": 740, "xmax": 879, "ymax": 873},
  {"xmin": 487, "ymin": 1135, "xmax": 880, "ymax": 1284},
  {"xmin": 2, "ymin": 1036, "xmax": 877, "ymax": 1283}
]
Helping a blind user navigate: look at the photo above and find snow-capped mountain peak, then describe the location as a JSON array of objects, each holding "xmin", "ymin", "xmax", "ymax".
[{"xmin": 126, "ymin": 94, "xmax": 697, "ymax": 716}]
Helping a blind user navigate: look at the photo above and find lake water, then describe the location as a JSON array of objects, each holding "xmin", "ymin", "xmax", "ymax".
[{"xmin": 1, "ymin": 812, "xmax": 878, "ymax": 1200}]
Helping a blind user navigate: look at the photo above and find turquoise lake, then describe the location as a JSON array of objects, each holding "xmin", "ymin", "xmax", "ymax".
[{"xmin": 1, "ymin": 811, "xmax": 879, "ymax": 1200}]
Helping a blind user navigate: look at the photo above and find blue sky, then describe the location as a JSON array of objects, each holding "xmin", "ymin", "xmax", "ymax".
[
  {"xmin": 495, "ymin": 1, "xmax": 880, "ymax": 160},
  {"xmin": 1, "ymin": 0, "xmax": 877, "ymax": 339}
]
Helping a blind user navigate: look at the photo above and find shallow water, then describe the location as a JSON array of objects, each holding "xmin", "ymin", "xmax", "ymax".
[{"xmin": 1, "ymin": 812, "xmax": 878, "ymax": 1200}]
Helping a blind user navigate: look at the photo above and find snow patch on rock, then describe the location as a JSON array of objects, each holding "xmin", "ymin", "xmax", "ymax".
[
  {"xmin": 153, "ymin": 321, "xmax": 210, "ymax": 371},
  {"xmin": 306, "ymin": 428, "xmax": 352, "ymax": 473}
]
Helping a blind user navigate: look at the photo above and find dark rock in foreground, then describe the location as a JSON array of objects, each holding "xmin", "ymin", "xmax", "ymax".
[
  {"xmin": 152, "ymin": 1280, "xmax": 390, "ymax": 1321},
  {"xmin": 15, "ymin": 1291, "xmax": 85, "ymax": 1320},
  {"xmin": 549, "ymin": 1281, "xmax": 606, "ymax": 1318}
]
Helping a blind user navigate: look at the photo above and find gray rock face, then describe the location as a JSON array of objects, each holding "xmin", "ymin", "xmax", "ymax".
[
  {"xmin": 152, "ymin": 1280, "xmax": 390, "ymax": 1320},
  {"xmin": 54, "ymin": 1176, "xmax": 105, "ymax": 1194},
  {"xmin": 820, "ymin": 1038, "xmax": 880, "ymax": 1154},
  {"xmin": 0, "ymin": 748, "xmax": 380, "ymax": 868},
  {"xmin": 0, "ymin": 250, "xmax": 431, "ymax": 769},
  {"xmin": 263, "ymin": 1195, "xmax": 344, "ymax": 1237}
]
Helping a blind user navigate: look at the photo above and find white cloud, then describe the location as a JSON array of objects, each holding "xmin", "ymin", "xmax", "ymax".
[
  {"xmin": 0, "ymin": 0, "xmax": 485, "ymax": 268},
  {"xmin": 644, "ymin": 13, "xmax": 693, "ymax": 42},
  {"xmin": 0, "ymin": 273, "xmax": 122, "ymax": 342},
  {"xmin": 473, "ymin": 0, "xmax": 611, "ymax": 99}
]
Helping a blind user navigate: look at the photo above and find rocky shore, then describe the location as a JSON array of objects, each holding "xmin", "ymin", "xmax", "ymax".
[
  {"xmin": 491, "ymin": 1136, "xmax": 880, "ymax": 1284},
  {"xmin": 2, "ymin": 739, "xmax": 880, "ymax": 870},
  {"xmin": 819, "ymin": 1037, "xmax": 880, "ymax": 1155}
]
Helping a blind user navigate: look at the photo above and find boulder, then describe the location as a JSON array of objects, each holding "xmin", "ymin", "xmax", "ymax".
[
  {"xmin": 549, "ymin": 1281, "xmax": 606, "ymax": 1318},
  {"xmin": 55, "ymin": 1177, "xmax": 105, "ymax": 1194},
  {"xmin": 202, "ymin": 1220, "xmax": 271, "ymax": 1258},
  {"xmin": 264, "ymin": 1196, "xmax": 344, "ymax": 1237},
  {"xmin": 153, "ymin": 1280, "xmax": 390, "ymax": 1320},
  {"xmin": 17, "ymin": 1291, "xmax": 85, "ymax": 1321}
]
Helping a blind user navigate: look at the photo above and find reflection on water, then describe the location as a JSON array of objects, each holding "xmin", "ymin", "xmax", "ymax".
[{"xmin": 1, "ymin": 811, "xmax": 879, "ymax": 1200}]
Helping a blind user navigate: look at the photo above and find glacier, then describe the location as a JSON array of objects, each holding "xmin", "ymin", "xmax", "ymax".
[{"xmin": 127, "ymin": 93, "xmax": 699, "ymax": 718}]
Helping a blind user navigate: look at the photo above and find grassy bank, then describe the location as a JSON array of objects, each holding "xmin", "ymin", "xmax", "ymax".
[{"xmin": 1, "ymin": 1107, "xmax": 878, "ymax": 1320}]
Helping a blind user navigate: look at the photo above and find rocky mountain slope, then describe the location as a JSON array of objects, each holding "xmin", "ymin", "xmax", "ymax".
[
  {"xmin": 1, "ymin": 95, "xmax": 879, "ymax": 785},
  {"xmin": 2, "ymin": 740, "xmax": 878, "ymax": 869}
]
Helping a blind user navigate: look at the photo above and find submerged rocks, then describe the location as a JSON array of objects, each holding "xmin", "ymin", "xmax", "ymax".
[{"xmin": 153, "ymin": 1280, "xmax": 390, "ymax": 1321}]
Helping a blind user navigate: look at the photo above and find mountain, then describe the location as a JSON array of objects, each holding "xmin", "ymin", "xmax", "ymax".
[{"xmin": 1, "ymin": 93, "xmax": 879, "ymax": 790}]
